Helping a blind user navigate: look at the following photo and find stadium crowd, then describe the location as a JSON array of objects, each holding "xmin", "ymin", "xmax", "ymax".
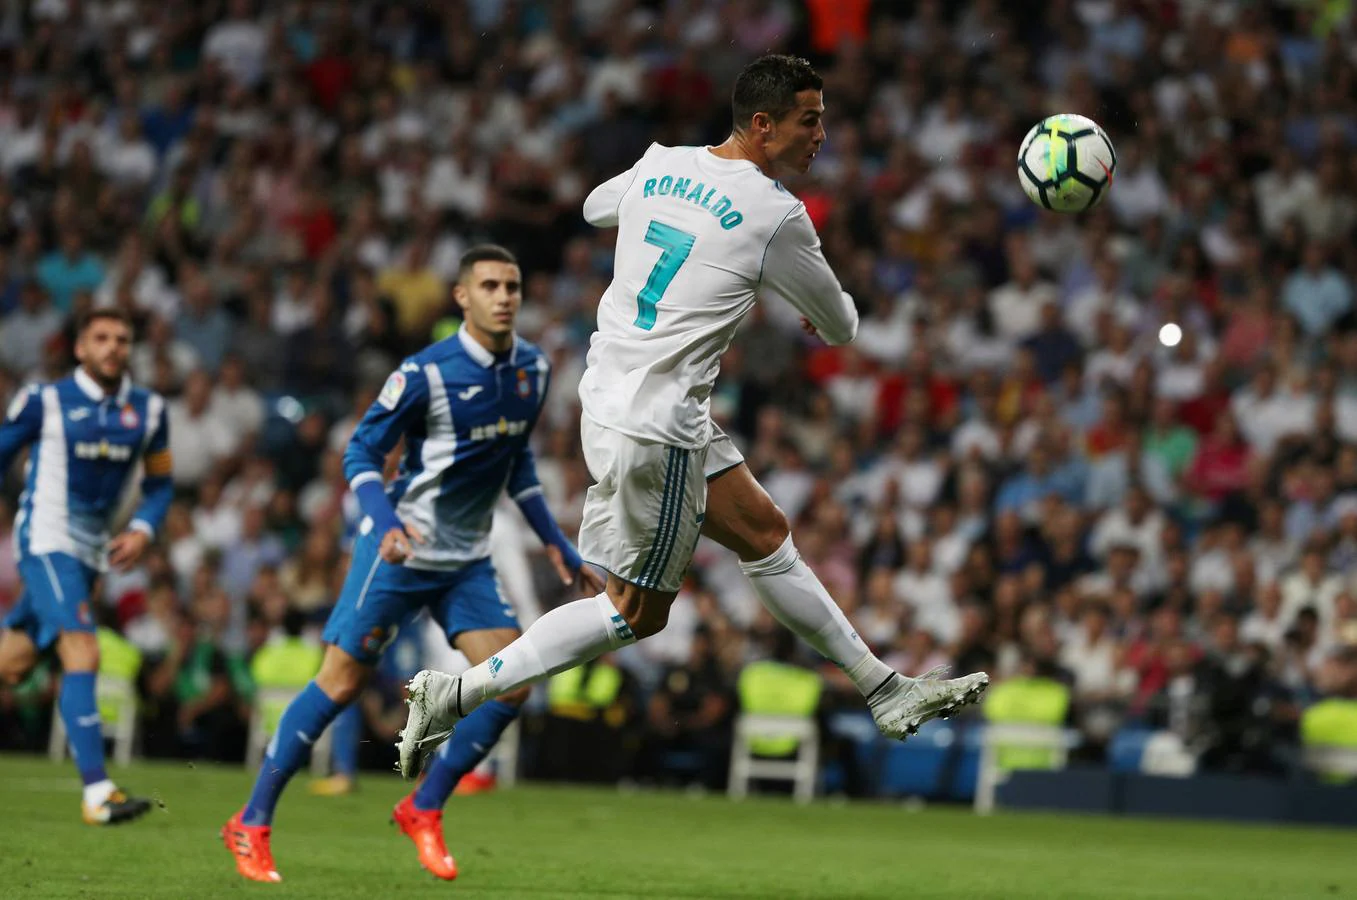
[{"xmin": 3, "ymin": 0, "xmax": 1357, "ymax": 787}]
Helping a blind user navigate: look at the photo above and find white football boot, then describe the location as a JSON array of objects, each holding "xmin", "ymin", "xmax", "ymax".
[
  {"xmin": 397, "ymin": 670, "xmax": 466, "ymax": 779},
  {"xmin": 867, "ymin": 667, "xmax": 991, "ymax": 740}
]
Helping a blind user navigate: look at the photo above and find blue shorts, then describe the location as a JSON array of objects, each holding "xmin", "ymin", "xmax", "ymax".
[
  {"xmin": 1, "ymin": 553, "xmax": 98, "ymax": 651},
  {"xmin": 322, "ymin": 534, "xmax": 519, "ymax": 665}
]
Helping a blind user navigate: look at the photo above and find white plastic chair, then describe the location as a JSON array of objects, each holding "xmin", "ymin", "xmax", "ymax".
[
  {"xmin": 491, "ymin": 718, "xmax": 521, "ymax": 787},
  {"xmin": 49, "ymin": 674, "xmax": 140, "ymax": 767},
  {"xmin": 245, "ymin": 687, "xmax": 331, "ymax": 775},
  {"xmin": 1303, "ymin": 745, "xmax": 1357, "ymax": 781},
  {"xmin": 974, "ymin": 723, "xmax": 1081, "ymax": 814},
  {"xmin": 727, "ymin": 713, "xmax": 820, "ymax": 804}
]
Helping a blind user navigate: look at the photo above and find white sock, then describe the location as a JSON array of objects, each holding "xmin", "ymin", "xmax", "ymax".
[
  {"xmin": 83, "ymin": 778, "xmax": 115, "ymax": 808},
  {"xmin": 459, "ymin": 593, "xmax": 635, "ymax": 711},
  {"xmin": 741, "ymin": 535, "xmax": 896, "ymax": 698}
]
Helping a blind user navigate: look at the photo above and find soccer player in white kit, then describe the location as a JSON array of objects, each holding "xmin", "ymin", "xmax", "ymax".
[{"xmin": 399, "ymin": 55, "xmax": 989, "ymax": 778}]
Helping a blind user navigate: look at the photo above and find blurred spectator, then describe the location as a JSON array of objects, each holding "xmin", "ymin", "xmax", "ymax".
[
  {"xmin": 168, "ymin": 371, "xmax": 234, "ymax": 488},
  {"xmin": 0, "ymin": 282, "xmax": 62, "ymax": 376},
  {"xmin": 36, "ymin": 229, "xmax": 104, "ymax": 312},
  {"xmin": 378, "ymin": 235, "xmax": 446, "ymax": 342},
  {"xmin": 175, "ymin": 267, "xmax": 234, "ymax": 372},
  {"xmin": 278, "ymin": 526, "xmax": 339, "ymax": 615},
  {"xmin": 208, "ymin": 354, "xmax": 265, "ymax": 444},
  {"xmin": 1283, "ymin": 242, "xmax": 1353, "ymax": 340}
]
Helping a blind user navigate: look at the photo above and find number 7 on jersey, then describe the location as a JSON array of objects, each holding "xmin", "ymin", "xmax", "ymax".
[{"xmin": 634, "ymin": 220, "xmax": 695, "ymax": 330}]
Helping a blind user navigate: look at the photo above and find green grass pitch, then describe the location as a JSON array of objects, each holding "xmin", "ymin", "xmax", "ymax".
[{"xmin": 1, "ymin": 754, "xmax": 1354, "ymax": 899}]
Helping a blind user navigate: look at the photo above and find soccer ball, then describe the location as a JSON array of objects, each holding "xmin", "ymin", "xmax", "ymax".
[{"xmin": 1016, "ymin": 114, "xmax": 1117, "ymax": 213}]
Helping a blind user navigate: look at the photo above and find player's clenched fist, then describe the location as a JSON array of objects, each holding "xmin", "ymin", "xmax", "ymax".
[{"xmin": 379, "ymin": 523, "xmax": 425, "ymax": 564}]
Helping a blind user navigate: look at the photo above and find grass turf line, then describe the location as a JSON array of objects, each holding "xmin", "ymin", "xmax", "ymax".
[{"xmin": 0, "ymin": 754, "xmax": 1354, "ymax": 899}]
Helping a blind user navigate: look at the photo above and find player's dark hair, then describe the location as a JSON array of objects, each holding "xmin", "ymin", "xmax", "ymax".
[
  {"xmin": 731, "ymin": 55, "xmax": 822, "ymax": 130},
  {"xmin": 457, "ymin": 244, "xmax": 519, "ymax": 283},
  {"xmin": 77, "ymin": 308, "xmax": 132, "ymax": 335}
]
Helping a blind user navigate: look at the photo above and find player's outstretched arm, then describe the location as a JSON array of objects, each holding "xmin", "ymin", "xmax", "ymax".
[
  {"xmin": 0, "ymin": 385, "xmax": 42, "ymax": 474},
  {"xmin": 760, "ymin": 205, "xmax": 858, "ymax": 346},
  {"xmin": 344, "ymin": 362, "xmax": 431, "ymax": 565}
]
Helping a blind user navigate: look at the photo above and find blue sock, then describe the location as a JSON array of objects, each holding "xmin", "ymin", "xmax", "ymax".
[
  {"xmin": 60, "ymin": 672, "xmax": 108, "ymax": 786},
  {"xmin": 242, "ymin": 682, "xmax": 342, "ymax": 826},
  {"xmin": 413, "ymin": 700, "xmax": 519, "ymax": 811},
  {"xmin": 330, "ymin": 703, "xmax": 361, "ymax": 777}
]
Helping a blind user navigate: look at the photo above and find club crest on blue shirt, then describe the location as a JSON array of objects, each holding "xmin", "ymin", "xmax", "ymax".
[
  {"xmin": 516, "ymin": 369, "xmax": 531, "ymax": 399},
  {"xmin": 120, "ymin": 404, "xmax": 139, "ymax": 429},
  {"xmin": 378, "ymin": 371, "xmax": 406, "ymax": 410}
]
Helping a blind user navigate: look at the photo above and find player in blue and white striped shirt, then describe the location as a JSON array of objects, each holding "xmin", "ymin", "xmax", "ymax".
[
  {"xmin": 223, "ymin": 245, "xmax": 600, "ymax": 884},
  {"xmin": 0, "ymin": 309, "xmax": 172, "ymax": 825}
]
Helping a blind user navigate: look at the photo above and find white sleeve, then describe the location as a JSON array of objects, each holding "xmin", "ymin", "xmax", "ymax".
[
  {"xmin": 583, "ymin": 162, "xmax": 642, "ymax": 228},
  {"xmin": 760, "ymin": 205, "xmax": 858, "ymax": 346}
]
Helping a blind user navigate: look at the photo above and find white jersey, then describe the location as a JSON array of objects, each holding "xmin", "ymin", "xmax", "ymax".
[{"xmin": 579, "ymin": 143, "xmax": 857, "ymax": 449}]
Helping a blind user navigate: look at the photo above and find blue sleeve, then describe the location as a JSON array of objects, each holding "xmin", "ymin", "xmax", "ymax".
[
  {"xmin": 509, "ymin": 357, "xmax": 580, "ymax": 569},
  {"xmin": 130, "ymin": 399, "xmax": 173, "ymax": 537},
  {"xmin": 514, "ymin": 474, "xmax": 582, "ymax": 572},
  {"xmin": 0, "ymin": 386, "xmax": 42, "ymax": 475},
  {"xmin": 507, "ymin": 442, "xmax": 543, "ymax": 502},
  {"xmin": 343, "ymin": 362, "xmax": 430, "ymax": 533}
]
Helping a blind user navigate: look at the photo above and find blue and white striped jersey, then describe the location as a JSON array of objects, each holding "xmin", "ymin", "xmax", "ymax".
[
  {"xmin": 343, "ymin": 326, "xmax": 551, "ymax": 570},
  {"xmin": 0, "ymin": 369, "xmax": 173, "ymax": 570}
]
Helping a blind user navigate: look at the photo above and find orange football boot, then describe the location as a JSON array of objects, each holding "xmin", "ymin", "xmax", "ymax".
[
  {"xmin": 392, "ymin": 794, "xmax": 458, "ymax": 880},
  {"xmin": 453, "ymin": 770, "xmax": 497, "ymax": 796},
  {"xmin": 222, "ymin": 809, "xmax": 282, "ymax": 883}
]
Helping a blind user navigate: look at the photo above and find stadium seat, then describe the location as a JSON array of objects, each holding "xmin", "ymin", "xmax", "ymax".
[
  {"xmin": 246, "ymin": 686, "xmax": 332, "ymax": 776},
  {"xmin": 48, "ymin": 628, "xmax": 143, "ymax": 768},
  {"xmin": 1139, "ymin": 731, "xmax": 1197, "ymax": 776},
  {"xmin": 1108, "ymin": 728, "xmax": 1155, "ymax": 773},
  {"xmin": 878, "ymin": 719, "xmax": 957, "ymax": 798},
  {"xmin": 492, "ymin": 718, "xmax": 521, "ymax": 788},
  {"xmin": 973, "ymin": 723, "xmax": 1081, "ymax": 814},
  {"xmin": 728, "ymin": 714, "xmax": 820, "ymax": 804},
  {"xmin": 973, "ymin": 676, "xmax": 1078, "ymax": 814},
  {"xmin": 727, "ymin": 661, "xmax": 823, "ymax": 804},
  {"xmin": 1300, "ymin": 698, "xmax": 1357, "ymax": 784},
  {"xmin": 246, "ymin": 635, "xmax": 326, "ymax": 773},
  {"xmin": 1301, "ymin": 746, "xmax": 1357, "ymax": 783}
]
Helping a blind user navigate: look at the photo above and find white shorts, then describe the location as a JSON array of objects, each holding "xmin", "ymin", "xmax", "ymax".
[
  {"xmin": 705, "ymin": 424, "xmax": 745, "ymax": 481},
  {"xmin": 578, "ymin": 417, "xmax": 708, "ymax": 593}
]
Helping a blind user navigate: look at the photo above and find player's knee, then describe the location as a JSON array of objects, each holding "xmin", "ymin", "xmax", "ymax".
[
  {"xmin": 749, "ymin": 504, "xmax": 791, "ymax": 560},
  {"xmin": 315, "ymin": 648, "xmax": 370, "ymax": 705},
  {"xmin": 0, "ymin": 660, "xmax": 29, "ymax": 685},
  {"xmin": 618, "ymin": 595, "xmax": 671, "ymax": 640},
  {"xmin": 317, "ymin": 670, "xmax": 366, "ymax": 705},
  {"xmin": 56, "ymin": 632, "xmax": 99, "ymax": 673}
]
